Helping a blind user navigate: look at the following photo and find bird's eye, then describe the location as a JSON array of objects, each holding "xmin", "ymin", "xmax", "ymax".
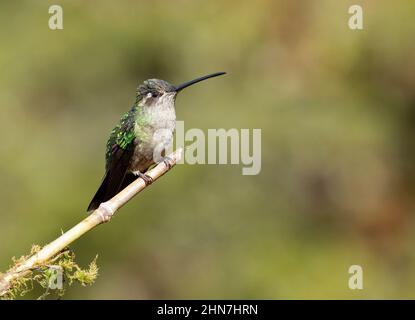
[{"xmin": 151, "ymin": 92, "xmax": 160, "ymax": 98}]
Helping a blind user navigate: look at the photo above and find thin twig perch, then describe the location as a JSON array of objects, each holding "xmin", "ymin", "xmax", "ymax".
[{"xmin": 0, "ymin": 148, "xmax": 183, "ymax": 297}]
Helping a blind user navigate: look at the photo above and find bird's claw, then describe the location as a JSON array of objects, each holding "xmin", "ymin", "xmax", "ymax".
[
  {"xmin": 162, "ymin": 156, "xmax": 174, "ymax": 169},
  {"xmin": 135, "ymin": 172, "xmax": 153, "ymax": 185}
]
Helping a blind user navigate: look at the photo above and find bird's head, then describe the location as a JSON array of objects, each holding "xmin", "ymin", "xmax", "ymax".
[{"xmin": 136, "ymin": 72, "xmax": 226, "ymax": 108}]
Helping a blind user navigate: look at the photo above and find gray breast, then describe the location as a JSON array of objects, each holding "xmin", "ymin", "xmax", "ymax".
[{"xmin": 129, "ymin": 96, "xmax": 176, "ymax": 173}]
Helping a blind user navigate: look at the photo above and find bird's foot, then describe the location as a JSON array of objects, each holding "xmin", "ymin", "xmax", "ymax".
[
  {"xmin": 161, "ymin": 156, "xmax": 174, "ymax": 169},
  {"xmin": 133, "ymin": 172, "xmax": 153, "ymax": 185}
]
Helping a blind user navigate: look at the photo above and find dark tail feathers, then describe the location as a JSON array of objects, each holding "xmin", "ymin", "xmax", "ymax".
[{"xmin": 87, "ymin": 172, "xmax": 137, "ymax": 212}]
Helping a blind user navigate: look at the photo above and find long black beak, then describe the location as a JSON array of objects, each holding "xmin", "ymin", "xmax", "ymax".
[{"xmin": 173, "ymin": 72, "xmax": 226, "ymax": 92}]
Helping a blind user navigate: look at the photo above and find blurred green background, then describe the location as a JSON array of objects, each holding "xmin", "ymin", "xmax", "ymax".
[{"xmin": 1, "ymin": 0, "xmax": 415, "ymax": 299}]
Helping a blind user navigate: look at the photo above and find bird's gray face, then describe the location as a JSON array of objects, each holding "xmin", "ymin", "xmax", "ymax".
[
  {"xmin": 136, "ymin": 72, "xmax": 226, "ymax": 108},
  {"xmin": 137, "ymin": 79, "xmax": 177, "ymax": 109}
]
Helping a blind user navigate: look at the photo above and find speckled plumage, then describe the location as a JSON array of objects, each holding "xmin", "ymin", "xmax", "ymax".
[
  {"xmin": 88, "ymin": 79, "xmax": 176, "ymax": 211},
  {"xmin": 87, "ymin": 72, "xmax": 226, "ymax": 211},
  {"xmin": 105, "ymin": 106, "xmax": 138, "ymax": 168}
]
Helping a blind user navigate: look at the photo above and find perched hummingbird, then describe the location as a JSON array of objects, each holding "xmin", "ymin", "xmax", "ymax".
[{"xmin": 87, "ymin": 72, "xmax": 226, "ymax": 211}]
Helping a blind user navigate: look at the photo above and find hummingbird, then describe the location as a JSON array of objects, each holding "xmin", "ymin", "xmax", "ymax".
[{"xmin": 87, "ymin": 72, "xmax": 226, "ymax": 211}]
